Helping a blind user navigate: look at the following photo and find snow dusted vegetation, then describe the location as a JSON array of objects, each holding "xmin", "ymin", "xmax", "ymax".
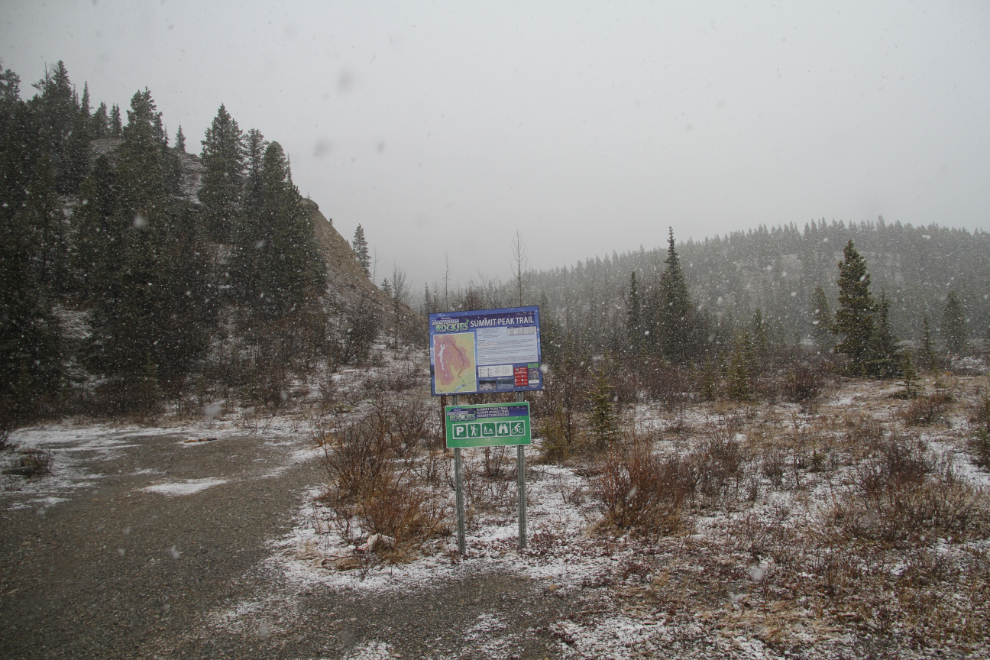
[{"xmin": 4, "ymin": 348, "xmax": 990, "ymax": 658}]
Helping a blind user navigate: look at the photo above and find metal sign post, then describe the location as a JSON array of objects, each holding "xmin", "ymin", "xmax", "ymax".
[
  {"xmin": 516, "ymin": 391, "xmax": 527, "ymax": 550},
  {"xmin": 451, "ymin": 395, "xmax": 466, "ymax": 554}
]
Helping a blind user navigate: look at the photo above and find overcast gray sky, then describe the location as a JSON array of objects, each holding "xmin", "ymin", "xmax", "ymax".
[{"xmin": 4, "ymin": 1, "xmax": 989, "ymax": 290}]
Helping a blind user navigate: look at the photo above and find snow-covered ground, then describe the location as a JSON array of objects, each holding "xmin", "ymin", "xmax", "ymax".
[{"xmin": 4, "ymin": 355, "xmax": 990, "ymax": 658}]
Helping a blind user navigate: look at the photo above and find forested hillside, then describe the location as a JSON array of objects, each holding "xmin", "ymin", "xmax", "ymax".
[
  {"xmin": 431, "ymin": 222, "xmax": 990, "ymax": 360},
  {"xmin": 0, "ymin": 61, "xmax": 397, "ymax": 427}
]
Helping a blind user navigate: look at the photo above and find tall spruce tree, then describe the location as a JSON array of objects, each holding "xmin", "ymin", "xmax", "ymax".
[
  {"xmin": 867, "ymin": 290, "xmax": 901, "ymax": 378},
  {"xmin": 626, "ymin": 271, "xmax": 642, "ymax": 351},
  {"xmin": 174, "ymin": 125, "xmax": 185, "ymax": 152},
  {"xmin": 109, "ymin": 103, "xmax": 122, "ymax": 137},
  {"xmin": 941, "ymin": 291, "xmax": 968, "ymax": 354},
  {"xmin": 231, "ymin": 141, "xmax": 326, "ymax": 323},
  {"xmin": 199, "ymin": 105, "xmax": 244, "ymax": 242},
  {"xmin": 810, "ymin": 285, "xmax": 833, "ymax": 352},
  {"xmin": 91, "ymin": 101, "xmax": 108, "ymax": 138},
  {"xmin": 352, "ymin": 224, "xmax": 370, "ymax": 276},
  {"xmin": 656, "ymin": 228, "xmax": 701, "ymax": 363},
  {"xmin": 85, "ymin": 89, "xmax": 214, "ymax": 405},
  {"xmin": 0, "ymin": 150, "xmax": 64, "ymax": 421},
  {"xmin": 834, "ymin": 240, "xmax": 875, "ymax": 376}
]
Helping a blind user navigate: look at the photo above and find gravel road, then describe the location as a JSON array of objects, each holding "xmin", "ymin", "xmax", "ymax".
[{"xmin": 0, "ymin": 429, "xmax": 583, "ymax": 659}]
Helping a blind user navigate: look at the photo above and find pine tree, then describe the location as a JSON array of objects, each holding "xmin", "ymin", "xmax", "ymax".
[
  {"xmin": 60, "ymin": 108, "xmax": 92, "ymax": 194},
  {"xmin": 241, "ymin": 128, "xmax": 267, "ymax": 216},
  {"xmin": 109, "ymin": 103, "xmax": 122, "ymax": 137},
  {"xmin": 352, "ymin": 224, "xmax": 370, "ymax": 276},
  {"xmin": 231, "ymin": 141, "xmax": 326, "ymax": 322},
  {"xmin": 0, "ymin": 150, "xmax": 63, "ymax": 420},
  {"xmin": 588, "ymin": 365, "xmax": 619, "ymax": 448},
  {"xmin": 751, "ymin": 308, "xmax": 769, "ymax": 358},
  {"xmin": 728, "ymin": 331, "xmax": 758, "ymax": 400},
  {"xmin": 834, "ymin": 240, "xmax": 875, "ymax": 376},
  {"xmin": 810, "ymin": 285, "xmax": 833, "ymax": 352},
  {"xmin": 72, "ymin": 155, "xmax": 121, "ymax": 301},
  {"xmin": 919, "ymin": 314, "xmax": 937, "ymax": 372},
  {"xmin": 867, "ymin": 290, "xmax": 900, "ymax": 378},
  {"xmin": 85, "ymin": 89, "xmax": 214, "ymax": 404},
  {"xmin": 656, "ymin": 228, "xmax": 700, "ymax": 363},
  {"xmin": 199, "ymin": 105, "xmax": 244, "ymax": 242},
  {"xmin": 626, "ymin": 271, "xmax": 642, "ymax": 352},
  {"xmin": 91, "ymin": 101, "xmax": 108, "ymax": 138},
  {"xmin": 941, "ymin": 291, "xmax": 968, "ymax": 354},
  {"xmin": 80, "ymin": 82, "xmax": 90, "ymax": 118},
  {"xmin": 175, "ymin": 125, "xmax": 185, "ymax": 152}
]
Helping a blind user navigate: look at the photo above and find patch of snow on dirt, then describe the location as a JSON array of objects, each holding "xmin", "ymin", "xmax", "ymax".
[{"xmin": 143, "ymin": 477, "xmax": 228, "ymax": 496}]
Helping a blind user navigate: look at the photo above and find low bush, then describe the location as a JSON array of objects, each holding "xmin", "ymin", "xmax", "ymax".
[
  {"xmin": 317, "ymin": 413, "xmax": 447, "ymax": 561},
  {"xmin": 824, "ymin": 438, "xmax": 987, "ymax": 547},
  {"xmin": 595, "ymin": 434, "xmax": 692, "ymax": 537},
  {"xmin": 4, "ymin": 448, "xmax": 53, "ymax": 478},
  {"xmin": 901, "ymin": 393, "xmax": 950, "ymax": 426}
]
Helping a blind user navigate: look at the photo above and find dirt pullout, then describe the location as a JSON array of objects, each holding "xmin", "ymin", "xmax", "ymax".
[{"xmin": 0, "ymin": 429, "xmax": 578, "ymax": 659}]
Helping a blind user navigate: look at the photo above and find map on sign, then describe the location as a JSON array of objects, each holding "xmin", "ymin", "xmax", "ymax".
[
  {"xmin": 429, "ymin": 306, "xmax": 542, "ymax": 396},
  {"xmin": 433, "ymin": 333, "xmax": 477, "ymax": 394}
]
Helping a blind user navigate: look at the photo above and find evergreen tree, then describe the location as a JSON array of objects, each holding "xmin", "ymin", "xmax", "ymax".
[
  {"xmin": 867, "ymin": 290, "xmax": 901, "ymax": 378},
  {"xmin": 352, "ymin": 224, "xmax": 370, "ymax": 276},
  {"xmin": 810, "ymin": 285, "xmax": 834, "ymax": 352},
  {"xmin": 919, "ymin": 314, "xmax": 937, "ymax": 372},
  {"xmin": 728, "ymin": 330, "xmax": 758, "ymax": 400},
  {"xmin": 656, "ymin": 228, "xmax": 701, "ymax": 363},
  {"xmin": 109, "ymin": 103, "xmax": 122, "ymax": 137},
  {"xmin": 60, "ymin": 107, "xmax": 92, "ymax": 194},
  {"xmin": 941, "ymin": 291, "xmax": 968, "ymax": 354},
  {"xmin": 199, "ymin": 105, "xmax": 244, "ymax": 241},
  {"xmin": 588, "ymin": 365, "xmax": 619, "ymax": 448},
  {"xmin": 85, "ymin": 89, "xmax": 214, "ymax": 404},
  {"xmin": 834, "ymin": 240, "xmax": 875, "ymax": 376},
  {"xmin": 174, "ymin": 125, "xmax": 185, "ymax": 152},
  {"xmin": 242, "ymin": 128, "xmax": 267, "ymax": 216},
  {"xmin": 626, "ymin": 271, "xmax": 642, "ymax": 351},
  {"xmin": 230, "ymin": 141, "xmax": 326, "ymax": 322},
  {"xmin": 0, "ymin": 149, "xmax": 63, "ymax": 421},
  {"xmin": 80, "ymin": 82, "xmax": 90, "ymax": 118},
  {"xmin": 751, "ymin": 308, "xmax": 769, "ymax": 358},
  {"xmin": 91, "ymin": 102, "xmax": 108, "ymax": 138},
  {"xmin": 71, "ymin": 155, "xmax": 121, "ymax": 301}
]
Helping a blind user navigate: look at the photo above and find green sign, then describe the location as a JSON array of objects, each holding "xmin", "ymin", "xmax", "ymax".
[{"xmin": 445, "ymin": 402, "xmax": 531, "ymax": 448}]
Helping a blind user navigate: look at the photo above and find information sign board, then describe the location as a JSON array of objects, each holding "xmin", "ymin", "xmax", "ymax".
[
  {"xmin": 429, "ymin": 306, "xmax": 542, "ymax": 396},
  {"xmin": 445, "ymin": 402, "xmax": 531, "ymax": 448}
]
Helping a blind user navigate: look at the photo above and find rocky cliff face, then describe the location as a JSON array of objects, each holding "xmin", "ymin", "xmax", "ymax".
[{"xmin": 301, "ymin": 198, "xmax": 392, "ymax": 309}]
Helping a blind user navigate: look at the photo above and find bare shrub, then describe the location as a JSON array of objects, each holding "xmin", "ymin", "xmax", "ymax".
[
  {"xmin": 462, "ymin": 456, "xmax": 515, "ymax": 516},
  {"xmin": 824, "ymin": 438, "xmax": 988, "ymax": 547},
  {"xmin": 782, "ymin": 362, "xmax": 829, "ymax": 404},
  {"xmin": 362, "ymin": 363, "xmax": 421, "ymax": 395},
  {"xmin": 326, "ymin": 293, "xmax": 381, "ymax": 369},
  {"xmin": 760, "ymin": 445, "xmax": 787, "ymax": 488},
  {"xmin": 902, "ymin": 392, "xmax": 950, "ymax": 426},
  {"xmin": 969, "ymin": 387, "xmax": 990, "ymax": 468},
  {"xmin": 689, "ymin": 427, "xmax": 745, "ymax": 506},
  {"xmin": 641, "ymin": 359, "xmax": 692, "ymax": 412},
  {"xmin": 595, "ymin": 434, "xmax": 692, "ymax": 537},
  {"xmin": 317, "ymin": 414, "xmax": 448, "ymax": 561},
  {"xmin": 0, "ymin": 420, "xmax": 12, "ymax": 452},
  {"xmin": 4, "ymin": 448, "xmax": 53, "ymax": 478}
]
